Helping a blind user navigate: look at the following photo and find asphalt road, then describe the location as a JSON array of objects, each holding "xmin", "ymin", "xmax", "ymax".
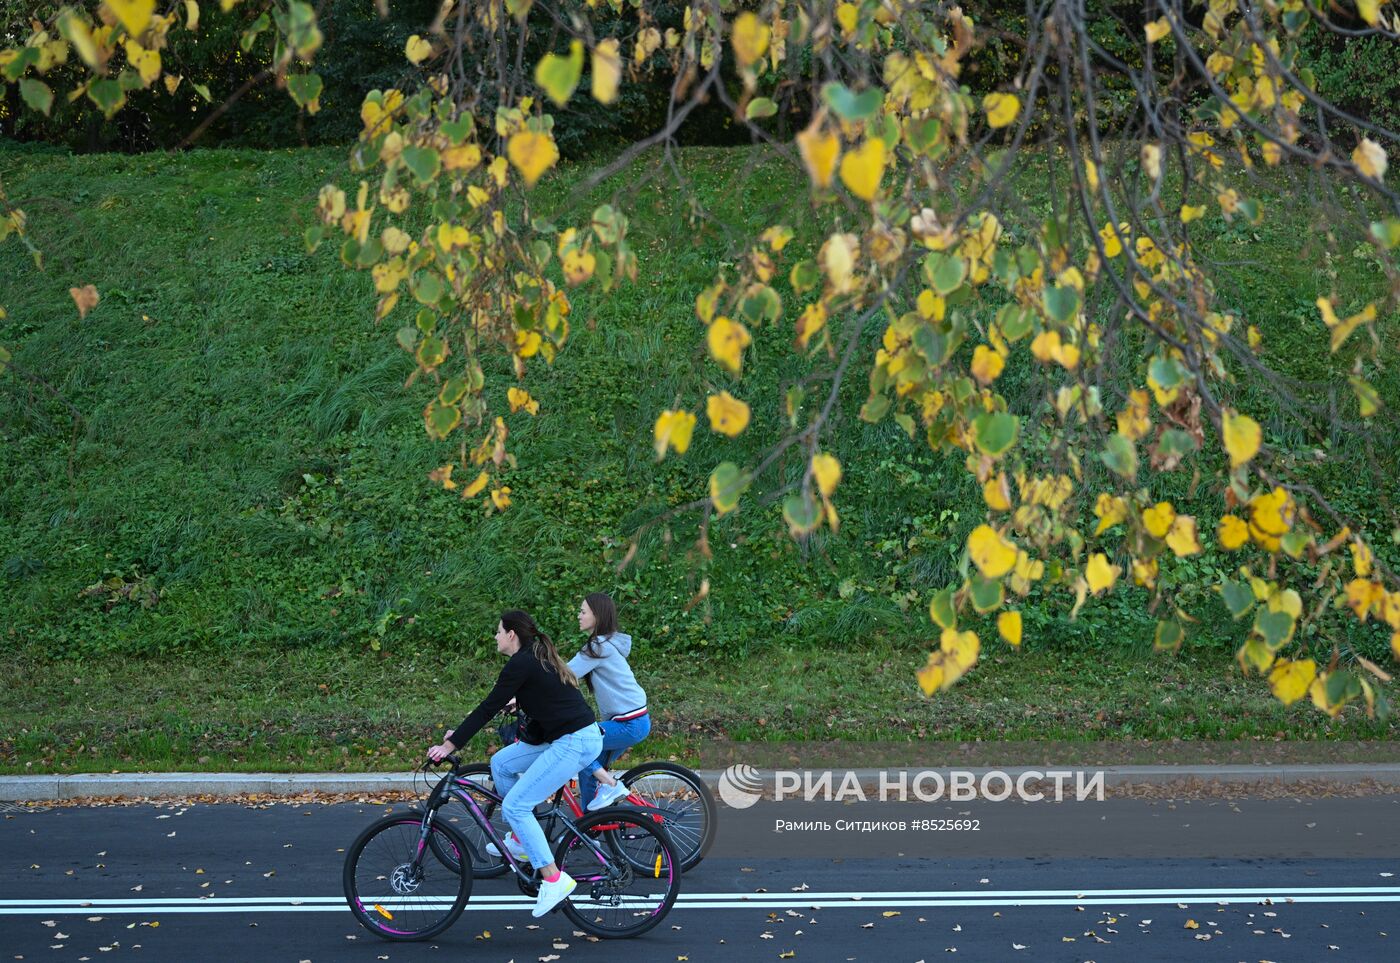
[{"xmin": 4, "ymin": 797, "xmax": 1400, "ymax": 962}]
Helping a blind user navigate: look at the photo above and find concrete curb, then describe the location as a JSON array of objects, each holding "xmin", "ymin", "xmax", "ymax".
[{"xmin": 5, "ymin": 764, "xmax": 1400, "ymax": 801}]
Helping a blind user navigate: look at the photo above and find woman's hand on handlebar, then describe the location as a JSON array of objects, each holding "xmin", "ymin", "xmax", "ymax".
[{"xmin": 426, "ymin": 739, "xmax": 457, "ymax": 764}]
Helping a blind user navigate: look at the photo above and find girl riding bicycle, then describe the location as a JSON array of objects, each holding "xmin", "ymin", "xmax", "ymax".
[
  {"xmin": 567, "ymin": 592, "xmax": 650, "ymax": 812},
  {"xmin": 427, "ymin": 610, "xmax": 601, "ymax": 919}
]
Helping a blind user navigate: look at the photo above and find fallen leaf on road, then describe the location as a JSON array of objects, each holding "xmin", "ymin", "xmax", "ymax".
[
  {"xmin": 1184, "ymin": 919, "xmax": 1199, "ymax": 929},
  {"xmin": 883, "ymin": 912, "xmax": 900, "ymax": 918},
  {"xmin": 1012, "ymin": 944, "xmax": 1025, "ymax": 950}
]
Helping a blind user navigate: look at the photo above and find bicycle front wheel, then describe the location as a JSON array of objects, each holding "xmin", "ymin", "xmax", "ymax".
[
  {"xmin": 618, "ymin": 761, "xmax": 717, "ymax": 871},
  {"xmin": 554, "ymin": 806, "xmax": 682, "ymax": 939},
  {"xmin": 343, "ymin": 813, "xmax": 473, "ymax": 941}
]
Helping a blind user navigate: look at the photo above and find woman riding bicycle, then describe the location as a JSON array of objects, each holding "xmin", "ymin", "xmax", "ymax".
[
  {"xmin": 427, "ymin": 609, "xmax": 601, "ymax": 919},
  {"xmin": 567, "ymin": 592, "xmax": 650, "ymax": 812}
]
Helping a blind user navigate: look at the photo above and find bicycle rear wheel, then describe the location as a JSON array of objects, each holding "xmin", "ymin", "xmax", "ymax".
[
  {"xmin": 618, "ymin": 761, "xmax": 717, "ymax": 872},
  {"xmin": 553, "ymin": 806, "xmax": 681, "ymax": 939},
  {"xmin": 343, "ymin": 813, "xmax": 472, "ymax": 941}
]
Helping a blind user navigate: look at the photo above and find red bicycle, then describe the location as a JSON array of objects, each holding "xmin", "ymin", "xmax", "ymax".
[{"xmin": 438, "ymin": 712, "xmax": 715, "ymax": 876}]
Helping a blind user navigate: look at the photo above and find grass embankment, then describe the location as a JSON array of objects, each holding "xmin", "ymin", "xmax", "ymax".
[{"xmin": 1, "ymin": 142, "xmax": 1397, "ymax": 774}]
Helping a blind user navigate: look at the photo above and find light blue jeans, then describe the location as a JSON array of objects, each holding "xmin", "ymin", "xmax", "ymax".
[
  {"xmin": 490, "ymin": 723, "xmax": 603, "ymax": 867},
  {"xmin": 578, "ymin": 713, "xmax": 651, "ymax": 807}
]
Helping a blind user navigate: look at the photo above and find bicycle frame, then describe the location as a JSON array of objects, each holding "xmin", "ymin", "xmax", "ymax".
[{"xmin": 420, "ymin": 760, "xmax": 622, "ymax": 886}]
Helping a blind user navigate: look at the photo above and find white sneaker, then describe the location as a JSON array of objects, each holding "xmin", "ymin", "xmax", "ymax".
[
  {"xmin": 532, "ymin": 871, "xmax": 576, "ymax": 917},
  {"xmin": 485, "ymin": 833, "xmax": 529, "ymax": 862},
  {"xmin": 587, "ymin": 779, "xmax": 631, "ymax": 812}
]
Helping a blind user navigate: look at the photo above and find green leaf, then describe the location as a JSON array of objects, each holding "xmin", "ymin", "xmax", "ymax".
[
  {"xmin": 790, "ymin": 259, "xmax": 820, "ymax": 294},
  {"xmin": 411, "ymin": 270, "xmax": 444, "ymax": 305},
  {"xmin": 240, "ymin": 12, "xmax": 271, "ymax": 51},
  {"xmin": 906, "ymin": 116, "xmax": 943, "ymax": 154},
  {"xmin": 1220, "ymin": 580, "xmax": 1254, "ymax": 619},
  {"xmin": 423, "ymin": 400, "xmax": 460, "ymax": 439},
  {"xmin": 441, "ymin": 115, "xmax": 473, "ymax": 145},
  {"xmin": 996, "ymin": 303, "xmax": 1033, "ymax": 341},
  {"xmin": 859, "ymin": 393, "xmax": 891, "ymax": 423},
  {"xmin": 709, "ymin": 462, "xmax": 748, "ymax": 515},
  {"xmin": 438, "ymin": 377, "xmax": 469, "ymax": 406},
  {"xmin": 191, "ymin": 81, "xmax": 213, "ymax": 102},
  {"xmin": 820, "ymin": 82, "xmax": 882, "ymax": 122},
  {"xmin": 740, "ymin": 284, "xmax": 782, "ymax": 324},
  {"xmin": 1253, "ymin": 608, "xmax": 1295, "ymax": 649},
  {"xmin": 590, "ymin": 204, "xmax": 626, "ymax": 244},
  {"xmin": 969, "ymin": 575, "xmax": 1004, "ymax": 614},
  {"xmin": 745, "ymin": 97, "xmax": 778, "ymax": 120},
  {"xmin": 395, "ymin": 326, "xmax": 418, "ymax": 352},
  {"xmin": 1153, "ymin": 619, "xmax": 1185, "ymax": 652},
  {"xmin": 1043, "ymin": 284, "xmax": 1080, "ymax": 322},
  {"xmin": 287, "ymin": 72, "xmax": 322, "ymax": 110},
  {"xmin": 86, "ymin": 77, "xmax": 126, "ymax": 118},
  {"xmin": 924, "ymin": 252, "xmax": 967, "ymax": 294},
  {"xmin": 971, "ymin": 412, "xmax": 1018, "ymax": 457},
  {"xmin": 912, "ymin": 324, "xmax": 949, "ymax": 366},
  {"xmin": 2, "ymin": 46, "xmax": 39, "ymax": 82},
  {"xmin": 401, "ymin": 146, "xmax": 441, "ymax": 186},
  {"xmin": 928, "ymin": 586, "xmax": 957, "ymax": 629},
  {"xmin": 18, "ymin": 78, "xmax": 53, "ymax": 116},
  {"xmin": 534, "ymin": 40, "xmax": 584, "ymax": 106},
  {"xmin": 1100, "ymin": 433, "xmax": 1138, "ymax": 479},
  {"xmin": 782, "ymin": 492, "xmax": 823, "ymax": 536},
  {"xmin": 416, "ymin": 335, "xmax": 447, "ymax": 369}
]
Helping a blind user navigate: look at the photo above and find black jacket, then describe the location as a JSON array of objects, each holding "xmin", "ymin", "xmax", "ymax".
[{"xmin": 450, "ymin": 645, "xmax": 595, "ymax": 747}]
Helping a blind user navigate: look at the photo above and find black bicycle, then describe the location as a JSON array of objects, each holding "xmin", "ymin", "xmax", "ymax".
[
  {"xmin": 343, "ymin": 754, "xmax": 683, "ymax": 942},
  {"xmin": 438, "ymin": 710, "xmax": 715, "ymax": 880}
]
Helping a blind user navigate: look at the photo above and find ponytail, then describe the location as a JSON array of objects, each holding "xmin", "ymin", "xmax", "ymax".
[{"xmin": 501, "ymin": 609, "xmax": 578, "ymax": 687}]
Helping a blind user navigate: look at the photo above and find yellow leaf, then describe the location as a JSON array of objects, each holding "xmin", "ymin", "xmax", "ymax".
[
  {"xmin": 970, "ymin": 345, "xmax": 1004, "ymax": 385},
  {"xmin": 1115, "ymin": 389, "xmax": 1150, "ymax": 441},
  {"xmin": 1352, "ymin": 540, "xmax": 1374, "ymax": 578},
  {"xmin": 812, "ymin": 453, "xmax": 842, "ymax": 497},
  {"xmin": 706, "ymin": 391, "xmax": 751, "ymax": 437},
  {"xmin": 707, "ymin": 316, "xmax": 752, "ymax": 373},
  {"xmin": 1180, "ymin": 204, "xmax": 1206, "ymax": 223},
  {"xmin": 1221, "ymin": 409, "xmax": 1261, "ymax": 468},
  {"xmin": 1353, "ymin": 137, "xmax": 1387, "ymax": 182},
  {"xmin": 731, "ymin": 12, "xmax": 770, "ymax": 68},
  {"xmin": 796, "ymin": 122, "xmax": 840, "ymax": 190},
  {"xmin": 1392, "ymin": 631, "xmax": 1400, "ymax": 663},
  {"xmin": 1085, "ymin": 552, "xmax": 1119, "ymax": 594},
  {"xmin": 997, "ymin": 610, "xmax": 1022, "ymax": 647},
  {"xmin": 405, "ymin": 34, "xmax": 432, "ymax": 65},
  {"xmin": 106, "ymin": 0, "xmax": 155, "ymax": 37},
  {"xmin": 967, "ymin": 524, "xmax": 1017, "ymax": 579},
  {"xmin": 124, "ymin": 40, "xmax": 161, "ymax": 85},
  {"xmin": 163, "ymin": 73, "xmax": 181, "ymax": 95},
  {"xmin": 653, "ymin": 409, "xmax": 696, "ymax": 459},
  {"xmin": 1144, "ymin": 17, "xmax": 1170, "ymax": 43},
  {"xmin": 1142, "ymin": 501, "xmax": 1176, "ymax": 539},
  {"xmin": 1317, "ymin": 296, "xmax": 1377, "ymax": 353},
  {"xmin": 1184, "ymin": 919, "xmax": 1199, "ymax": 930},
  {"xmin": 490, "ymin": 486, "xmax": 512, "ymax": 511},
  {"xmin": 1345, "ymin": 578, "xmax": 1384, "ymax": 621},
  {"xmin": 941, "ymin": 627, "xmax": 980, "ymax": 671},
  {"xmin": 1218, "ymin": 514, "xmax": 1249, "ymax": 550},
  {"xmin": 1093, "ymin": 493, "xmax": 1127, "ymax": 534},
  {"xmin": 427, "ymin": 464, "xmax": 456, "ymax": 490},
  {"xmin": 982, "ymin": 93, "xmax": 1019, "ymax": 129},
  {"xmin": 507, "ymin": 386, "xmax": 539, "ymax": 416},
  {"xmin": 1268, "ymin": 658, "xmax": 1316, "ymax": 707},
  {"xmin": 796, "ymin": 302, "xmax": 827, "ymax": 350},
  {"xmin": 1357, "ymin": 0, "xmax": 1381, "ymax": 26},
  {"xmin": 591, "ymin": 38, "xmax": 621, "ymax": 104},
  {"xmin": 462, "ymin": 471, "xmax": 489, "ymax": 498},
  {"xmin": 1165, "ymin": 515, "xmax": 1202, "ymax": 557},
  {"xmin": 983, "ymin": 474, "xmax": 1012, "ymax": 512},
  {"xmin": 562, "ymin": 248, "xmax": 596, "ymax": 285},
  {"xmin": 505, "ymin": 131, "xmax": 559, "ymax": 188},
  {"xmin": 442, "ymin": 143, "xmax": 482, "ymax": 172},
  {"xmin": 183, "ymin": 0, "xmax": 199, "ymax": 31},
  {"xmin": 839, "ymin": 139, "xmax": 885, "ymax": 202}
]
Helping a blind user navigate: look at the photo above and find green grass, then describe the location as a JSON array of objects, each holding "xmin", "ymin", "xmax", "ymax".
[
  {"xmin": 4, "ymin": 643, "xmax": 1397, "ymax": 775},
  {"xmin": 1, "ymin": 141, "xmax": 1397, "ymax": 771}
]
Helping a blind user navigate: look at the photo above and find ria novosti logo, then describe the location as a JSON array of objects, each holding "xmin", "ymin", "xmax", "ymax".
[{"xmin": 716, "ymin": 764, "xmax": 765, "ymax": 809}]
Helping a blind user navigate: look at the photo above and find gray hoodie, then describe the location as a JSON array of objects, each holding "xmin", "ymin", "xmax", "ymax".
[{"xmin": 567, "ymin": 632, "xmax": 647, "ymax": 721}]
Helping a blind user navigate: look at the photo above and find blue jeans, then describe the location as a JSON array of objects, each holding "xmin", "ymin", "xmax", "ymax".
[
  {"xmin": 490, "ymin": 723, "xmax": 603, "ymax": 867},
  {"xmin": 578, "ymin": 713, "xmax": 651, "ymax": 807}
]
